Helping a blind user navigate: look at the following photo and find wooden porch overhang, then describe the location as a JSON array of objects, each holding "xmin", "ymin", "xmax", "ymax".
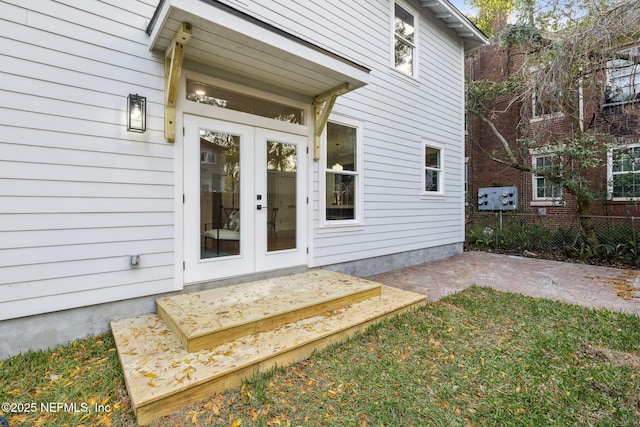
[{"xmin": 146, "ymin": 0, "xmax": 370, "ymax": 145}]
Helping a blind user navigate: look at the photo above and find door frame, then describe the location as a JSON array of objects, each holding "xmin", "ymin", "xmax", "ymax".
[{"xmin": 175, "ymin": 72, "xmax": 313, "ymax": 286}]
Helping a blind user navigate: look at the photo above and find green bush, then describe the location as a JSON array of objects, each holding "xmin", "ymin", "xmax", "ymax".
[{"xmin": 466, "ymin": 220, "xmax": 639, "ymax": 267}]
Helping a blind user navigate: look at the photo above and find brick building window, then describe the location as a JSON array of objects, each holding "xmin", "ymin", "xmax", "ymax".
[
  {"xmin": 532, "ymin": 155, "xmax": 562, "ymax": 200},
  {"xmin": 532, "ymin": 91, "xmax": 561, "ymax": 119},
  {"xmin": 606, "ymin": 47, "xmax": 640, "ymax": 105},
  {"xmin": 528, "ymin": 66, "xmax": 563, "ymax": 121},
  {"xmin": 609, "ymin": 144, "xmax": 640, "ymax": 199}
]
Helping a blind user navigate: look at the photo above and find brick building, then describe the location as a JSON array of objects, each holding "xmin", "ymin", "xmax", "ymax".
[{"xmin": 465, "ymin": 37, "xmax": 640, "ymax": 222}]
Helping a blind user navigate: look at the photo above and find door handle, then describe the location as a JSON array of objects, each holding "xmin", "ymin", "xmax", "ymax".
[{"xmin": 257, "ymin": 204, "xmax": 267, "ymax": 210}]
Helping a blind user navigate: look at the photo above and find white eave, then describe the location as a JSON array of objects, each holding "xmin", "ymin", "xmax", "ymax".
[
  {"xmin": 422, "ymin": 0, "xmax": 489, "ymax": 52},
  {"xmin": 146, "ymin": 0, "xmax": 370, "ymax": 103}
]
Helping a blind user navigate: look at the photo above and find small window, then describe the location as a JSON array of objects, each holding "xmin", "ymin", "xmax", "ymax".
[
  {"xmin": 528, "ymin": 67, "xmax": 563, "ymax": 120},
  {"xmin": 610, "ymin": 144, "xmax": 640, "ymax": 199},
  {"xmin": 532, "ymin": 155, "xmax": 562, "ymax": 200},
  {"xmin": 464, "ymin": 156, "xmax": 469, "ymax": 205},
  {"xmin": 423, "ymin": 142, "xmax": 443, "ymax": 194},
  {"xmin": 325, "ymin": 120, "xmax": 361, "ymax": 222},
  {"xmin": 606, "ymin": 47, "xmax": 640, "ymax": 105},
  {"xmin": 393, "ymin": 3, "xmax": 416, "ymax": 77},
  {"xmin": 531, "ymin": 91, "xmax": 561, "ymax": 119}
]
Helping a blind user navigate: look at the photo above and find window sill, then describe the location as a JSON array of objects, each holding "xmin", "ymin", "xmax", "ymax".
[
  {"xmin": 529, "ymin": 112, "xmax": 564, "ymax": 123},
  {"xmin": 610, "ymin": 197, "xmax": 640, "ymax": 202},
  {"xmin": 530, "ymin": 200, "xmax": 565, "ymax": 206},
  {"xmin": 317, "ymin": 222, "xmax": 366, "ymax": 234},
  {"xmin": 390, "ymin": 67, "xmax": 420, "ymax": 85},
  {"xmin": 421, "ymin": 192, "xmax": 446, "ymax": 199},
  {"xmin": 603, "ymin": 98, "xmax": 640, "ymax": 108}
]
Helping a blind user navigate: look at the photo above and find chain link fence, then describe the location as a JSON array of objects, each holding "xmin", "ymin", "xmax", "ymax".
[{"xmin": 466, "ymin": 212, "xmax": 640, "ymax": 267}]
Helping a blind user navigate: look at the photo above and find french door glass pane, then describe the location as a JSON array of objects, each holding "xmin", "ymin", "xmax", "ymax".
[
  {"xmin": 267, "ymin": 141, "xmax": 297, "ymax": 252},
  {"xmin": 200, "ymin": 130, "xmax": 240, "ymax": 259}
]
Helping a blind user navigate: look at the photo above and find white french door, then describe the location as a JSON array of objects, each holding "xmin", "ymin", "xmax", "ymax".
[{"xmin": 183, "ymin": 115, "xmax": 307, "ymax": 283}]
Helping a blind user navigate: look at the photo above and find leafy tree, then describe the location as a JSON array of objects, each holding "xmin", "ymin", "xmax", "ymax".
[
  {"xmin": 466, "ymin": 0, "xmax": 640, "ymax": 247},
  {"xmin": 467, "ymin": 0, "xmax": 522, "ymax": 36}
]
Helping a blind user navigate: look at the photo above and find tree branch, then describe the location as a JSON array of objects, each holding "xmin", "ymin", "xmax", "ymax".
[{"xmin": 468, "ymin": 107, "xmax": 521, "ymax": 166}]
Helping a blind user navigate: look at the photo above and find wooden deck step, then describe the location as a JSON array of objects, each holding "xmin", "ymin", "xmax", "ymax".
[
  {"xmin": 111, "ymin": 272, "xmax": 426, "ymax": 426},
  {"xmin": 156, "ymin": 270, "xmax": 382, "ymax": 352}
]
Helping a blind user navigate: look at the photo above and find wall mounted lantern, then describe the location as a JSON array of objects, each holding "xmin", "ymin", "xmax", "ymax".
[{"xmin": 127, "ymin": 94, "xmax": 146, "ymax": 133}]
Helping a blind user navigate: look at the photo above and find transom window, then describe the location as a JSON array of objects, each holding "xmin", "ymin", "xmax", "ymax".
[
  {"xmin": 186, "ymin": 80, "xmax": 304, "ymax": 124},
  {"xmin": 532, "ymin": 155, "xmax": 562, "ymax": 200},
  {"xmin": 423, "ymin": 142, "xmax": 443, "ymax": 194},
  {"xmin": 610, "ymin": 144, "xmax": 640, "ymax": 199},
  {"xmin": 393, "ymin": 3, "xmax": 416, "ymax": 77},
  {"xmin": 325, "ymin": 120, "xmax": 361, "ymax": 222}
]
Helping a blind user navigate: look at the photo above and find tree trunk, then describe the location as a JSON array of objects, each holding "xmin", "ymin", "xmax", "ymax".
[{"xmin": 577, "ymin": 198, "xmax": 599, "ymax": 249}]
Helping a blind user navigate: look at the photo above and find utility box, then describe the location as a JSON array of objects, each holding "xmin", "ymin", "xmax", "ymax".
[{"xmin": 478, "ymin": 186, "xmax": 518, "ymax": 211}]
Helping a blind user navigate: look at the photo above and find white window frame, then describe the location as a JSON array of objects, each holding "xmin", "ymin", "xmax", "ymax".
[
  {"xmin": 530, "ymin": 91, "xmax": 564, "ymax": 122},
  {"xmin": 608, "ymin": 142, "xmax": 640, "ymax": 200},
  {"xmin": 528, "ymin": 66, "xmax": 564, "ymax": 122},
  {"xmin": 319, "ymin": 115, "xmax": 364, "ymax": 229},
  {"xmin": 605, "ymin": 47, "xmax": 640, "ymax": 106},
  {"xmin": 422, "ymin": 141, "xmax": 444, "ymax": 197},
  {"xmin": 531, "ymin": 154, "xmax": 563, "ymax": 204},
  {"xmin": 464, "ymin": 156, "xmax": 469, "ymax": 206},
  {"xmin": 391, "ymin": 1, "xmax": 419, "ymax": 79}
]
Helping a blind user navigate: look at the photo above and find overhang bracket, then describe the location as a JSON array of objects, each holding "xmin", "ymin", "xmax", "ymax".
[
  {"xmin": 164, "ymin": 22, "xmax": 192, "ymax": 142},
  {"xmin": 313, "ymin": 83, "xmax": 349, "ymax": 160}
]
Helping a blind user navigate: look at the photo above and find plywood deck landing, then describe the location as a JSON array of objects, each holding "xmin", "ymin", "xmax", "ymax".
[
  {"xmin": 156, "ymin": 270, "xmax": 382, "ymax": 352},
  {"xmin": 111, "ymin": 271, "xmax": 426, "ymax": 426}
]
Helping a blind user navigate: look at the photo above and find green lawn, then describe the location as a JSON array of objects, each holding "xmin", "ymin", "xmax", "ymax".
[{"xmin": 1, "ymin": 286, "xmax": 639, "ymax": 426}]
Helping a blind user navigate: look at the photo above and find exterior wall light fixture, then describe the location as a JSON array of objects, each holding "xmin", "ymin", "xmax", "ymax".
[{"xmin": 127, "ymin": 94, "xmax": 146, "ymax": 133}]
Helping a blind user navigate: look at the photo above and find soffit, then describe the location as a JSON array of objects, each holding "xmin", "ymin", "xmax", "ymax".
[
  {"xmin": 421, "ymin": 0, "xmax": 489, "ymax": 52},
  {"xmin": 147, "ymin": 0, "xmax": 370, "ymax": 103}
]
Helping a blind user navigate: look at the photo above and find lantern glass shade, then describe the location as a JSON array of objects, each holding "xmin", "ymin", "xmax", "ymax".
[{"xmin": 127, "ymin": 94, "xmax": 146, "ymax": 132}]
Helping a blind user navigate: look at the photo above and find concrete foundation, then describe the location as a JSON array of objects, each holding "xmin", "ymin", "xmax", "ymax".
[
  {"xmin": 326, "ymin": 242, "xmax": 463, "ymax": 277},
  {"xmin": 0, "ymin": 243, "xmax": 461, "ymax": 359}
]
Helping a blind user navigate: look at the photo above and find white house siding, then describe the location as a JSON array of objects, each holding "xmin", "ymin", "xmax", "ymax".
[
  {"xmin": 216, "ymin": 0, "xmax": 466, "ymax": 266},
  {"xmin": 0, "ymin": 0, "xmax": 173, "ymax": 320},
  {"xmin": 0, "ymin": 0, "xmax": 471, "ymax": 346}
]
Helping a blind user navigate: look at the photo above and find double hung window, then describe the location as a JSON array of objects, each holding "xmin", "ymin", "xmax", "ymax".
[
  {"xmin": 610, "ymin": 144, "xmax": 640, "ymax": 199},
  {"xmin": 606, "ymin": 47, "xmax": 640, "ymax": 105},
  {"xmin": 324, "ymin": 120, "xmax": 361, "ymax": 222},
  {"xmin": 423, "ymin": 143, "xmax": 443, "ymax": 194},
  {"xmin": 532, "ymin": 155, "xmax": 562, "ymax": 200},
  {"xmin": 393, "ymin": 3, "xmax": 417, "ymax": 77}
]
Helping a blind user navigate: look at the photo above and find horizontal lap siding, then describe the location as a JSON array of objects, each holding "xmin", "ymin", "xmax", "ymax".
[
  {"xmin": 0, "ymin": 0, "xmax": 170, "ymax": 320},
  {"xmin": 321, "ymin": 17, "xmax": 464, "ymax": 266},
  {"xmin": 228, "ymin": 0, "xmax": 465, "ymax": 266}
]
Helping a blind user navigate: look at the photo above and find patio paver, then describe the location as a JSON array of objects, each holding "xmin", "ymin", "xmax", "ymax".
[{"xmin": 368, "ymin": 251, "xmax": 640, "ymax": 315}]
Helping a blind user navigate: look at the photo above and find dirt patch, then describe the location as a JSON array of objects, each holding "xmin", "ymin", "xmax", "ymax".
[{"xmin": 579, "ymin": 342, "xmax": 640, "ymax": 371}]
